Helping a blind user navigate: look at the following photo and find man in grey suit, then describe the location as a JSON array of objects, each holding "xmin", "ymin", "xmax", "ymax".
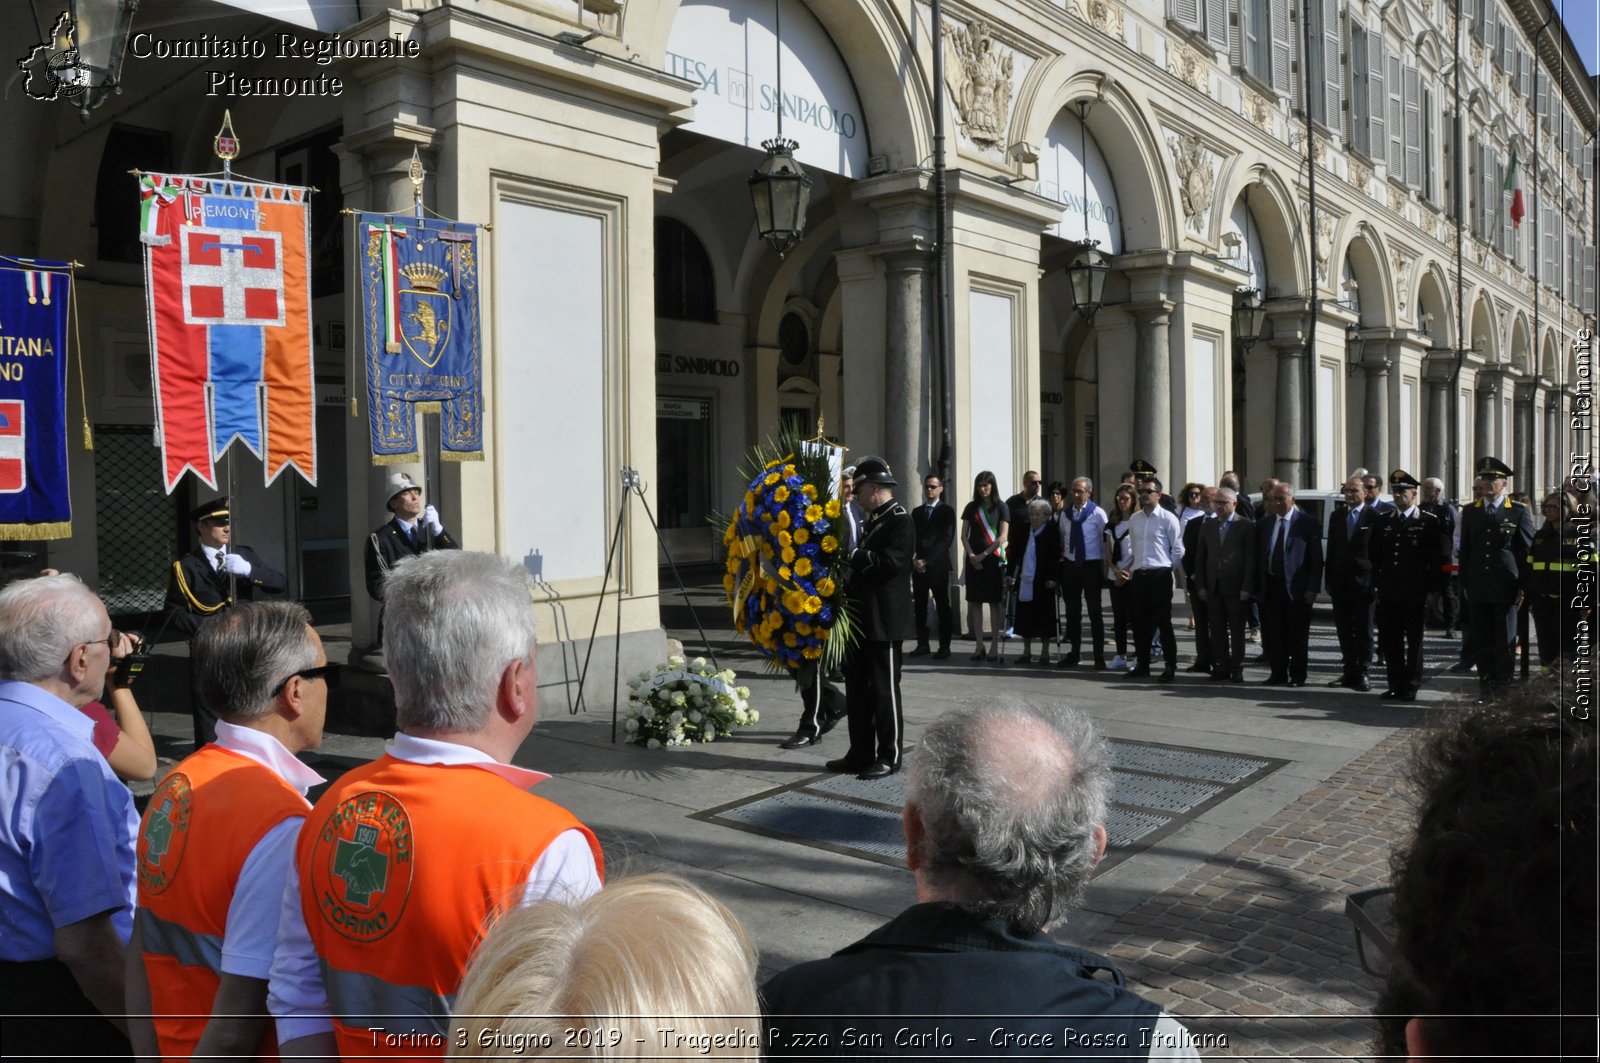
[{"xmin": 1194, "ymin": 487, "xmax": 1256, "ymax": 682}]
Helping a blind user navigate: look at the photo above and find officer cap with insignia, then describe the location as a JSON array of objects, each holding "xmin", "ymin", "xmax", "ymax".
[
  {"xmin": 1475, "ymin": 456, "xmax": 1514, "ymax": 479},
  {"xmin": 189, "ymin": 497, "xmax": 229, "ymax": 524},
  {"xmin": 1388, "ymin": 469, "xmax": 1421, "ymax": 490},
  {"xmin": 385, "ymin": 471, "xmax": 422, "ymax": 508},
  {"xmin": 1129, "ymin": 459, "xmax": 1158, "ymax": 477},
  {"xmin": 852, "ymin": 455, "xmax": 897, "ymax": 486}
]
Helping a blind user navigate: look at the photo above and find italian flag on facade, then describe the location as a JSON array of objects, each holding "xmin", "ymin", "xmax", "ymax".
[{"xmin": 1505, "ymin": 147, "xmax": 1525, "ymax": 229}]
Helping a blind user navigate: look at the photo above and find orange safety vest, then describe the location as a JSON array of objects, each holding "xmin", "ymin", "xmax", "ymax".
[
  {"xmin": 297, "ymin": 755, "xmax": 604, "ymax": 1059},
  {"xmin": 136, "ymin": 744, "xmax": 310, "ymax": 1062}
]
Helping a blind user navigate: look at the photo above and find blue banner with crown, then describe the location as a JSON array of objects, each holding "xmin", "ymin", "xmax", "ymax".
[{"xmin": 356, "ymin": 213, "xmax": 484, "ymax": 464}]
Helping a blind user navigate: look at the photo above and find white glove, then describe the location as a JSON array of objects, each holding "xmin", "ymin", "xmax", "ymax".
[
  {"xmin": 220, "ymin": 552, "xmax": 252, "ymax": 576},
  {"xmin": 423, "ymin": 505, "xmax": 444, "ymax": 535}
]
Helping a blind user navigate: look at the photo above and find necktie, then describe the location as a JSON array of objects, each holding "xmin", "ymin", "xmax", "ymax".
[
  {"xmin": 1270, "ymin": 520, "xmax": 1286, "ymax": 577},
  {"xmin": 1219, "ymin": 519, "xmax": 1229, "ymax": 544},
  {"xmin": 1347, "ymin": 508, "xmax": 1359, "ymax": 536},
  {"xmin": 1071, "ymin": 508, "xmax": 1087, "ymax": 561},
  {"xmin": 214, "ymin": 551, "xmax": 225, "ymax": 573},
  {"xmin": 408, "ymin": 524, "xmax": 420, "ymax": 548}
]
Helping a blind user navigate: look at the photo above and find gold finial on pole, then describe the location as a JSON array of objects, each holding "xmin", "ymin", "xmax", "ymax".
[{"xmin": 213, "ymin": 110, "xmax": 240, "ymax": 180}]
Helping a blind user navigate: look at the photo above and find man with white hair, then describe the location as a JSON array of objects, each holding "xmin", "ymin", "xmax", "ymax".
[
  {"xmin": 268, "ymin": 551, "xmax": 603, "ymax": 1059},
  {"xmin": 127, "ymin": 602, "xmax": 332, "ymax": 1061},
  {"xmin": 0, "ymin": 575, "xmax": 139, "ymax": 1057},
  {"xmin": 764, "ymin": 698, "xmax": 1200, "ymax": 1058}
]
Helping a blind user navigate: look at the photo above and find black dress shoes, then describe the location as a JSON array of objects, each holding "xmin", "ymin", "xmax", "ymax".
[
  {"xmin": 1157, "ymin": 667, "xmax": 1176, "ymax": 683},
  {"xmin": 1326, "ymin": 676, "xmax": 1348, "ymax": 687},
  {"xmin": 818, "ymin": 711, "xmax": 844, "ymax": 736},
  {"xmin": 1347, "ymin": 676, "xmax": 1371, "ymax": 692},
  {"xmin": 934, "ymin": 647, "xmax": 951, "ymax": 660},
  {"xmin": 1057, "ymin": 653, "xmax": 1081, "ymax": 669},
  {"xmin": 1124, "ymin": 666, "xmax": 1151, "ymax": 679},
  {"xmin": 856, "ymin": 761, "xmax": 898, "ymax": 780},
  {"xmin": 1093, "ymin": 658, "xmax": 1107, "ymax": 671},
  {"xmin": 1184, "ymin": 661, "xmax": 1210, "ymax": 673},
  {"xmin": 1263, "ymin": 674, "xmax": 1287, "ymax": 685},
  {"xmin": 825, "ymin": 757, "xmax": 868, "ymax": 773},
  {"xmin": 1287, "ymin": 678, "xmax": 1306, "ymax": 687},
  {"xmin": 1231, "ymin": 671, "xmax": 1245, "ymax": 682},
  {"xmin": 908, "ymin": 645, "xmax": 930, "ymax": 658},
  {"xmin": 779, "ymin": 733, "xmax": 818, "ymax": 749},
  {"xmin": 1208, "ymin": 670, "xmax": 1230, "ymax": 681}
]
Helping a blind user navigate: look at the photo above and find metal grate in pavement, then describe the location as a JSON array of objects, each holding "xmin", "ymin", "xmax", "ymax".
[{"xmin": 695, "ymin": 739, "xmax": 1285, "ymax": 870}]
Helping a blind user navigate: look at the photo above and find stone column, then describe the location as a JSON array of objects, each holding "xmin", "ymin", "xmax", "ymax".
[
  {"xmin": 1474, "ymin": 372, "xmax": 1499, "ymax": 462},
  {"xmin": 1513, "ymin": 380, "xmax": 1536, "ymax": 489},
  {"xmin": 1131, "ymin": 304, "xmax": 1172, "ymax": 477},
  {"xmin": 1423, "ymin": 355, "xmax": 1454, "ymax": 482},
  {"xmin": 881, "ymin": 248, "xmax": 932, "ymax": 484},
  {"xmin": 1363, "ymin": 347, "xmax": 1392, "ymax": 475},
  {"xmin": 1271, "ymin": 339, "xmax": 1306, "ymax": 486},
  {"xmin": 1544, "ymin": 393, "xmax": 1561, "ymax": 489}
]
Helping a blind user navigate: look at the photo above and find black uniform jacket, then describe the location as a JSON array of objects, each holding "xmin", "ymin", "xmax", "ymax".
[
  {"xmin": 847, "ymin": 497, "xmax": 915, "ymax": 642},
  {"xmin": 1459, "ymin": 497, "xmax": 1536, "ymax": 604},
  {"xmin": 165, "ymin": 545, "xmax": 286, "ymax": 636},
  {"xmin": 762, "ymin": 903, "xmax": 1163, "ymax": 1059},
  {"xmin": 1325, "ymin": 503, "xmax": 1383, "ymax": 595},
  {"xmin": 912, "ymin": 500, "xmax": 956, "ymax": 574},
  {"xmin": 364, "ymin": 517, "xmax": 460, "ymax": 600},
  {"xmin": 1372, "ymin": 507, "xmax": 1444, "ymax": 599}
]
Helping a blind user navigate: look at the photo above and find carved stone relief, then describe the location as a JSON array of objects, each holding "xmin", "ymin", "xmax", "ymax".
[
  {"xmin": 1090, "ymin": 0, "xmax": 1124, "ymax": 40},
  {"xmin": 1247, "ymin": 90, "xmax": 1274, "ymax": 133},
  {"xmin": 944, "ymin": 20, "xmax": 1014, "ymax": 148},
  {"xmin": 1389, "ymin": 183, "xmax": 1409, "ymax": 214},
  {"xmin": 1392, "ymin": 250, "xmax": 1414, "ymax": 315},
  {"xmin": 1314, "ymin": 211, "xmax": 1335, "ymax": 285},
  {"xmin": 1167, "ymin": 40, "xmax": 1208, "ymax": 94},
  {"xmin": 1169, "ymin": 132, "xmax": 1217, "ymax": 233},
  {"xmin": 1349, "ymin": 156, "xmax": 1372, "ymax": 192},
  {"xmin": 1067, "ymin": 0, "xmax": 1086, "ymax": 18}
]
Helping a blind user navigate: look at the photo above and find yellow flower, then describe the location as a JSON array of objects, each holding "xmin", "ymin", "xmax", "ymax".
[
  {"xmin": 821, "ymin": 535, "xmax": 838, "ymax": 554},
  {"xmin": 777, "ymin": 510, "xmax": 791, "ymax": 529},
  {"xmin": 722, "ymin": 573, "xmax": 735, "ymax": 593},
  {"xmin": 779, "ymin": 566, "xmax": 792, "ymax": 580},
  {"xmin": 784, "ymin": 590, "xmax": 807, "ymax": 614},
  {"xmin": 766, "ymin": 459, "xmax": 781, "ymax": 469},
  {"xmin": 783, "ymin": 632, "xmax": 799, "ymax": 648},
  {"xmin": 794, "ymin": 558, "xmax": 813, "ymax": 577},
  {"xmin": 744, "ymin": 491, "xmax": 756, "ymax": 511},
  {"xmin": 793, "ymin": 528, "xmax": 809, "ymax": 544},
  {"xmin": 803, "ymin": 484, "xmax": 818, "ymax": 499},
  {"xmin": 723, "ymin": 522, "xmax": 736, "ymax": 543},
  {"xmin": 764, "ymin": 577, "xmax": 778, "ymax": 594},
  {"xmin": 802, "ymin": 646, "xmax": 822, "ymax": 660},
  {"xmin": 824, "ymin": 499, "xmax": 841, "ymax": 518},
  {"xmin": 804, "ymin": 504, "xmax": 823, "ymax": 524},
  {"xmin": 795, "ymin": 622, "xmax": 812, "ymax": 635},
  {"xmin": 782, "ymin": 464, "xmax": 797, "ymax": 477},
  {"xmin": 767, "ymin": 611, "xmax": 783, "ymax": 628},
  {"xmin": 775, "ymin": 485, "xmax": 790, "ymax": 502},
  {"xmin": 781, "ymin": 546, "xmax": 796, "ymax": 564},
  {"xmin": 760, "ymin": 543, "xmax": 774, "ymax": 559},
  {"xmin": 816, "ymin": 577, "xmax": 836, "ymax": 597},
  {"xmin": 806, "ymin": 595, "xmax": 823, "ymax": 612},
  {"xmin": 764, "ymin": 472, "xmax": 780, "ymax": 485}
]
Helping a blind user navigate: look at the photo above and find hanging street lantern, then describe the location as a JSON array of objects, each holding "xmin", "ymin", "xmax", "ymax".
[
  {"xmin": 1345, "ymin": 322, "xmax": 1366, "ymax": 376},
  {"xmin": 1232, "ymin": 287, "xmax": 1267, "ymax": 350},
  {"xmin": 749, "ymin": 137, "xmax": 812, "ymax": 259},
  {"xmin": 1066, "ymin": 239, "xmax": 1110, "ymax": 322},
  {"xmin": 28, "ymin": 0, "xmax": 140, "ymax": 120}
]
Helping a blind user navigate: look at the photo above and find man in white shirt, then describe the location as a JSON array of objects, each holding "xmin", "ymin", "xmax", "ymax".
[
  {"xmin": 268, "ymin": 551, "xmax": 602, "ymax": 1059},
  {"xmin": 1115, "ymin": 484, "xmax": 1184, "ymax": 681},
  {"xmin": 127, "ymin": 601, "xmax": 330, "ymax": 1060},
  {"xmin": 1058, "ymin": 477, "xmax": 1109, "ymax": 669}
]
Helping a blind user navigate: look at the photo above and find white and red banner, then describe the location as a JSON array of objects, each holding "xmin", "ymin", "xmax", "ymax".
[{"xmin": 141, "ymin": 174, "xmax": 316, "ymax": 492}]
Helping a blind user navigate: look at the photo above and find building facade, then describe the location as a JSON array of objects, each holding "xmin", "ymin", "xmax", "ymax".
[{"xmin": 3, "ymin": 0, "xmax": 1593, "ymax": 681}]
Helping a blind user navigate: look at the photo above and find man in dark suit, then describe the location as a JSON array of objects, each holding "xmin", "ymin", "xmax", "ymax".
[
  {"xmin": 165, "ymin": 497, "xmax": 287, "ymax": 743},
  {"xmin": 1253, "ymin": 482, "xmax": 1323, "ymax": 686},
  {"xmin": 1195, "ymin": 487, "xmax": 1256, "ymax": 682},
  {"xmin": 1420, "ymin": 476, "xmax": 1460, "ymax": 638},
  {"xmin": 910, "ymin": 473, "xmax": 956, "ymax": 659},
  {"xmin": 1325, "ymin": 476, "xmax": 1382, "ymax": 691},
  {"xmin": 1458, "ymin": 456, "xmax": 1536, "ymax": 697},
  {"xmin": 1180, "ymin": 486, "xmax": 1216, "ymax": 674},
  {"xmin": 1372, "ymin": 470, "xmax": 1443, "ymax": 701},
  {"xmin": 829, "ymin": 456, "xmax": 914, "ymax": 780}
]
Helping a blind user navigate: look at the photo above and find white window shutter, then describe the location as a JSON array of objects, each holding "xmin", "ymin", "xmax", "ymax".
[
  {"xmin": 1270, "ymin": 0, "xmax": 1292, "ymax": 96},
  {"xmin": 1322, "ymin": 0, "xmax": 1341, "ymax": 130},
  {"xmin": 1499, "ymin": 158, "xmax": 1510, "ymax": 254},
  {"xmin": 1229, "ymin": 0, "xmax": 1244, "ymax": 69},
  {"xmin": 1350, "ymin": 27, "xmax": 1369, "ymax": 156},
  {"xmin": 1388, "ymin": 50, "xmax": 1405, "ymax": 175},
  {"xmin": 1404, "ymin": 66, "xmax": 1422, "ymax": 189},
  {"xmin": 1205, "ymin": 0, "xmax": 1228, "ymax": 51},
  {"xmin": 1171, "ymin": 0, "xmax": 1202, "ymax": 34},
  {"xmin": 1368, "ymin": 26, "xmax": 1385, "ymax": 156},
  {"xmin": 1584, "ymin": 245, "xmax": 1596, "ymax": 309}
]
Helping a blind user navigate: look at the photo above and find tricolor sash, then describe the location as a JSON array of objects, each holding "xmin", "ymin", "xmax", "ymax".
[
  {"xmin": 140, "ymin": 174, "xmax": 316, "ymax": 492},
  {"xmin": 0, "ymin": 258, "xmax": 71, "ymax": 538},
  {"xmin": 355, "ymin": 213, "xmax": 484, "ymax": 464}
]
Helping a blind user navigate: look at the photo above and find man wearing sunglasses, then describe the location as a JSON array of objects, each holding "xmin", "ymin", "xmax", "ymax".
[{"xmin": 127, "ymin": 602, "xmax": 331, "ymax": 1061}]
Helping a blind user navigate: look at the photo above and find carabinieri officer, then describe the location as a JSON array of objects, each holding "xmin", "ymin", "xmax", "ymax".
[{"xmin": 1371, "ymin": 470, "xmax": 1442, "ymax": 701}]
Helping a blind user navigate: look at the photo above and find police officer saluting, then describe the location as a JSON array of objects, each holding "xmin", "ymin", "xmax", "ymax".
[
  {"xmin": 827, "ymin": 456, "xmax": 914, "ymax": 781},
  {"xmin": 1458, "ymin": 456, "xmax": 1535, "ymax": 697},
  {"xmin": 1371, "ymin": 470, "xmax": 1442, "ymax": 701}
]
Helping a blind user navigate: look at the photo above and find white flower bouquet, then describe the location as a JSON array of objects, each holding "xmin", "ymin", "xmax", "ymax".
[{"xmin": 625, "ymin": 656, "xmax": 757, "ymax": 748}]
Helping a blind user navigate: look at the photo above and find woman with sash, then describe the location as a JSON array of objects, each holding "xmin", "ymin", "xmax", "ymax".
[{"xmin": 962, "ymin": 471, "xmax": 1009, "ymax": 661}]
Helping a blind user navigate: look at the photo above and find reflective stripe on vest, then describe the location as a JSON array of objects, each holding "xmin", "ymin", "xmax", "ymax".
[
  {"xmin": 323, "ymin": 958, "xmax": 454, "ymax": 1039},
  {"xmin": 139, "ymin": 906, "xmax": 225, "ymax": 972},
  {"xmin": 1527, "ymin": 560, "xmax": 1581, "ymax": 571}
]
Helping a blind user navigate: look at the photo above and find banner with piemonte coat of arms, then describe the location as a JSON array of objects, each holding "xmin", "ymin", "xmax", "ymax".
[
  {"xmin": 0, "ymin": 257, "xmax": 72, "ymax": 538},
  {"xmin": 355, "ymin": 213, "xmax": 484, "ymax": 464},
  {"xmin": 140, "ymin": 173, "xmax": 317, "ymax": 492}
]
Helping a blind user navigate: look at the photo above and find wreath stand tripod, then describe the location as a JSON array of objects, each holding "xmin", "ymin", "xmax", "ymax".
[{"xmin": 574, "ymin": 466, "xmax": 721, "ymax": 742}]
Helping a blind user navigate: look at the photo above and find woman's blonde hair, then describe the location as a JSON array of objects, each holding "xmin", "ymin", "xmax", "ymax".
[{"xmin": 451, "ymin": 874, "xmax": 760, "ymax": 1059}]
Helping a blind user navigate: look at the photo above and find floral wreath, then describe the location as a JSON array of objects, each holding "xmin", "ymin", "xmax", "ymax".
[{"xmin": 720, "ymin": 430, "xmax": 857, "ymax": 673}]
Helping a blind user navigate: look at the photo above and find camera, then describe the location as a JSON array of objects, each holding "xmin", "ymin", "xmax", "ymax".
[{"xmin": 112, "ymin": 633, "xmax": 151, "ymax": 688}]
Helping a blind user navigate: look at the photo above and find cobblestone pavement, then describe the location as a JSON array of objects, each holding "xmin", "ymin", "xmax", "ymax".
[{"xmin": 1083, "ymin": 731, "xmax": 1416, "ymax": 1060}]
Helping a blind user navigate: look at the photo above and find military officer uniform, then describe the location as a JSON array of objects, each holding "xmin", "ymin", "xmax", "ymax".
[
  {"xmin": 831, "ymin": 456, "xmax": 914, "ymax": 780},
  {"xmin": 1458, "ymin": 457, "xmax": 1536, "ymax": 694},
  {"xmin": 1371, "ymin": 470, "xmax": 1443, "ymax": 701}
]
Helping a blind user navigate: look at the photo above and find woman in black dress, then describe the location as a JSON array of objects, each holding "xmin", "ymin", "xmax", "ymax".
[
  {"xmin": 962, "ymin": 470, "xmax": 1009, "ymax": 661},
  {"xmin": 1013, "ymin": 497, "xmax": 1062, "ymax": 665}
]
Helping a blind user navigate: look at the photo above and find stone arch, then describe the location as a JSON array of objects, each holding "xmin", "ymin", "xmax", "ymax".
[
  {"xmin": 1508, "ymin": 312, "xmax": 1533, "ymax": 374},
  {"xmin": 1415, "ymin": 262, "xmax": 1454, "ymax": 346},
  {"xmin": 629, "ymin": 0, "xmax": 929, "ymax": 168},
  {"xmin": 1338, "ymin": 224, "xmax": 1396, "ymax": 326},
  {"xmin": 1540, "ymin": 329, "xmax": 1561, "ymax": 383},
  {"xmin": 1469, "ymin": 293, "xmax": 1498, "ymax": 361},
  {"xmin": 1011, "ymin": 58, "xmax": 1174, "ymax": 251},
  {"xmin": 1212, "ymin": 165, "xmax": 1308, "ymax": 298}
]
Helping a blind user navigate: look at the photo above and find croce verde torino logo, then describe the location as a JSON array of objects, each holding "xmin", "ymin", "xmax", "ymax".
[
  {"xmin": 138, "ymin": 773, "xmax": 194, "ymax": 895},
  {"xmin": 309, "ymin": 789, "xmax": 414, "ymax": 942}
]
